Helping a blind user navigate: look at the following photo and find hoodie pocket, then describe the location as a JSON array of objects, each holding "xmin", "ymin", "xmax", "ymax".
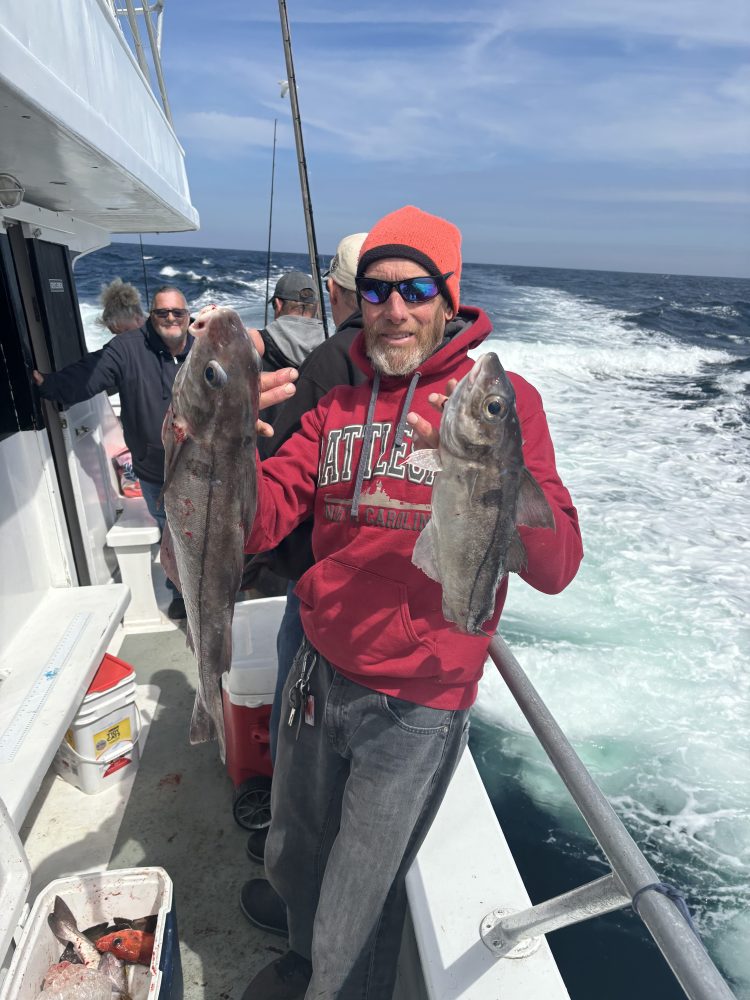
[{"xmin": 295, "ymin": 555, "xmax": 435, "ymax": 671}]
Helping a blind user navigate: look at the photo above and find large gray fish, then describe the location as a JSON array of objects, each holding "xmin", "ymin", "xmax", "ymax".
[
  {"xmin": 161, "ymin": 305, "xmax": 260, "ymax": 760},
  {"xmin": 47, "ymin": 896, "xmax": 101, "ymax": 968},
  {"xmin": 406, "ymin": 352, "xmax": 555, "ymax": 635}
]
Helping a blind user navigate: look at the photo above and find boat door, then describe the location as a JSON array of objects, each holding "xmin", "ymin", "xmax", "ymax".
[{"xmin": 0, "ymin": 223, "xmax": 122, "ymax": 585}]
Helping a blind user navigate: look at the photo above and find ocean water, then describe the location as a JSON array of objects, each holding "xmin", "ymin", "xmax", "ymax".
[{"xmin": 73, "ymin": 243, "xmax": 750, "ymax": 999}]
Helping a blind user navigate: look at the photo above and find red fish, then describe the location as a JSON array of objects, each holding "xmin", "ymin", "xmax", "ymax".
[{"xmin": 95, "ymin": 928, "xmax": 154, "ymax": 965}]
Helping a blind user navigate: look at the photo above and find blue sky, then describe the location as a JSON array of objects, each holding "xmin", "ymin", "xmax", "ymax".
[{"xmin": 145, "ymin": 1, "xmax": 748, "ymax": 277}]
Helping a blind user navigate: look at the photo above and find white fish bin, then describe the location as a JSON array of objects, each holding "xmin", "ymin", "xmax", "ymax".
[{"xmin": 0, "ymin": 867, "xmax": 181, "ymax": 1000}]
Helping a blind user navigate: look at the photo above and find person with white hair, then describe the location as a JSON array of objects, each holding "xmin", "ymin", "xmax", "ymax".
[{"xmin": 97, "ymin": 277, "xmax": 146, "ymax": 335}]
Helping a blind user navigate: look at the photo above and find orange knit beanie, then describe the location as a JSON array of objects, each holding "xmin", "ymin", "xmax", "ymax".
[{"xmin": 356, "ymin": 205, "xmax": 462, "ymax": 313}]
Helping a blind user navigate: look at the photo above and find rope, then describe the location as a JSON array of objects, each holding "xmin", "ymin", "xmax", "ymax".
[{"xmin": 631, "ymin": 882, "xmax": 700, "ymax": 938}]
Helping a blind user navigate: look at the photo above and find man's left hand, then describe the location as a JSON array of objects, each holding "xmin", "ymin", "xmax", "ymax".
[{"xmin": 406, "ymin": 379, "xmax": 457, "ymax": 449}]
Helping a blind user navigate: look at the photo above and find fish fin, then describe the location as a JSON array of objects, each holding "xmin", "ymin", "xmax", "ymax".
[
  {"xmin": 125, "ymin": 914, "xmax": 158, "ymax": 934},
  {"xmin": 505, "ymin": 530, "xmax": 528, "ymax": 573},
  {"xmin": 411, "ymin": 520, "xmax": 441, "ymax": 582},
  {"xmin": 516, "ymin": 468, "xmax": 555, "ymax": 530},
  {"xmin": 83, "ymin": 922, "xmax": 110, "ymax": 943},
  {"xmin": 404, "ymin": 448, "xmax": 443, "ymax": 473},
  {"xmin": 159, "ymin": 520, "xmax": 183, "ymax": 593},
  {"xmin": 59, "ymin": 942, "xmax": 81, "ymax": 964}
]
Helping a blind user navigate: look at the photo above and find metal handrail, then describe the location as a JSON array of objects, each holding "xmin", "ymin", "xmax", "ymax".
[
  {"xmin": 109, "ymin": 0, "xmax": 173, "ymax": 126},
  {"xmin": 485, "ymin": 634, "xmax": 736, "ymax": 1000}
]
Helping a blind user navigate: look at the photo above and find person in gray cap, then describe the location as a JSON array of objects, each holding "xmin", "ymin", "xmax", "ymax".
[
  {"xmin": 240, "ymin": 271, "xmax": 328, "ymax": 595},
  {"xmin": 258, "ymin": 271, "xmax": 325, "ymax": 384}
]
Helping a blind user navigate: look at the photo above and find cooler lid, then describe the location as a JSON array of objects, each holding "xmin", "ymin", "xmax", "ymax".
[
  {"xmin": 0, "ymin": 795, "xmax": 32, "ymax": 964},
  {"xmin": 87, "ymin": 653, "xmax": 134, "ymax": 695}
]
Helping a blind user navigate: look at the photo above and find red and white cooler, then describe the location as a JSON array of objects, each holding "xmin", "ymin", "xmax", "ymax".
[{"xmin": 222, "ymin": 596, "xmax": 286, "ymax": 828}]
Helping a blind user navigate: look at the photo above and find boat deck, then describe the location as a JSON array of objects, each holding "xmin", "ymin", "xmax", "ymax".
[
  {"xmin": 18, "ymin": 569, "xmax": 568, "ymax": 1000},
  {"xmin": 20, "ymin": 618, "xmax": 279, "ymax": 998}
]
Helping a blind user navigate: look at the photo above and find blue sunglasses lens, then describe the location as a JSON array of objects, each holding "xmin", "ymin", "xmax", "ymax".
[{"xmin": 357, "ymin": 276, "xmax": 442, "ymax": 305}]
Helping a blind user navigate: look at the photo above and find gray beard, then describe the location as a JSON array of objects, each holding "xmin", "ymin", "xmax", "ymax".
[{"xmin": 367, "ymin": 339, "xmax": 432, "ymax": 376}]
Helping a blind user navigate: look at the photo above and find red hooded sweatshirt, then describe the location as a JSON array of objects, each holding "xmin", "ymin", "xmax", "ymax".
[{"xmin": 246, "ymin": 306, "xmax": 582, "ymax": 709}]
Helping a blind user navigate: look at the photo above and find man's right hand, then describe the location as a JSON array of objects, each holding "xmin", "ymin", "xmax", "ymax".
[
  {"xmin": 258, "ymin": 367, "xmax": 297, "ymax": 437},
  {"xmin": 32, "ymin": 370, "xmax": 45, "ymax": 386}
]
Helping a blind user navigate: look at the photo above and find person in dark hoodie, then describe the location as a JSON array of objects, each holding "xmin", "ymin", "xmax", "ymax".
[
  {"xmin": 240, "ymin": 233, "xmax": 368, "ymax": 877},
  {"xmin": 240, "ymin": 206, "xmax": 583, "ymax": 1000},
  {"xmin": 33, "ymin": 285, "xmax": 193, "ymax": 620}
]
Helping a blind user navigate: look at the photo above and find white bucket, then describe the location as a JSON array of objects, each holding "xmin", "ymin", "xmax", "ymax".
[
  {"xmin": 63, "ymin": 652, "xmax": 138, "ymax": 762},
  {"xmin": 54, "ymin": 703, "xmax": 142, "ymax": 795}
]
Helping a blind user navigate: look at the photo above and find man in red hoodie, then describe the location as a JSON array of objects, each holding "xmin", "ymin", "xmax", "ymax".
[{"xmin": 241, "ymin": 206, "xmax": 583, "ymax": 1000}]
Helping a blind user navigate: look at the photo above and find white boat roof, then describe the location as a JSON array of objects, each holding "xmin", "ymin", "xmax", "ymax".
[{"xmin": 0, "ymin": 0, "xmax": 198, "ymax": 234}]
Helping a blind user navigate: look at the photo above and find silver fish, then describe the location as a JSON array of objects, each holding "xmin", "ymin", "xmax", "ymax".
[
  {"xmin": 47, "ymin": 895, "xmax": 101, "ymax": 968},
  {"xmin": 97, "ymin": 951, "xmax": 131, "ymax": 999},
  {"xmin": 406, "ymin": 352, "xmax": 554, "ymax": 635},
  {"xmin": 161, "ymin": 305, "xmax": 260, "ymax": 759}
]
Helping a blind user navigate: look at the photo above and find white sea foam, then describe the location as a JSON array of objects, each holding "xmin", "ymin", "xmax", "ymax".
[
  {"xmin": 473, "ymin": 283, "xmax": 749, "ymax": 991},
  {"xmin": 78, "ymin": 303, "xmax": 109, "ymax": 351},
  {"xmin": 158, "ymin": 264, "xmax": 180, "ymax": 277}
]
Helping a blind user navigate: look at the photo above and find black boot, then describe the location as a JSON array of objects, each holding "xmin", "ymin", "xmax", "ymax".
[
  {"xmin": 241, "ymin": 950, "xmax": 312, "ymax": 1000},
  {"xmin": 246, "ymin": 827, "xmax": 268, "ymax": 864},
  {"xmin": 240, "ymin": 878, "xmax": 288, "ymax": 936}
]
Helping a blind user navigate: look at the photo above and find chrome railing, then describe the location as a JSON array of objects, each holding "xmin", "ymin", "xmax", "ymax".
[
  {"xmin": 483, "ymin": 635, "xmax": 736, "ymax": 1000},
  {"xmin": 106, "ymin": 0, "xmax": 173, "ymax": 126}
]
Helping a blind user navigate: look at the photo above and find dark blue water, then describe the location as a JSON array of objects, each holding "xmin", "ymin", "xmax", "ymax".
[{"xmin": 73, "ymin": 242, "xmax": 750, "ymax": 1000}]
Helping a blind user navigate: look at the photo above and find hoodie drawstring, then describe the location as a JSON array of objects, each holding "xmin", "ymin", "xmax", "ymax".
[
  {"xmin": 350, "ymin": 370, "xmax": 421, "ymax": 519},
  {"xmin": 394, "ymin": 371, "xmax": 421, "ymax": 449},
  {"xmin": 351, "ymin": 372, "xmax": 380, "ymax": 519}
]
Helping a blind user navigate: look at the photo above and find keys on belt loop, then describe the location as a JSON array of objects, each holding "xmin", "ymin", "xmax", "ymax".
[{"xmin": 286, "ymin": 645, "xmax": 317, "ymax": 739}]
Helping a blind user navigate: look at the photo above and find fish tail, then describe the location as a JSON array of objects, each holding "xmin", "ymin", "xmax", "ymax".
[
  {"xmin": 48, "ymin": 895, "xmax": 77, "ymax": 942},
  {"xmin": 188, "ymin": 692, "xmax": 217, "ymax": 745}
]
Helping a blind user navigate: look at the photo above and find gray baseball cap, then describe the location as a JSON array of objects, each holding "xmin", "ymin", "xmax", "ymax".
[{"xmin": 269, "ymin": 271, "xmax": 318, "ymax": 303}]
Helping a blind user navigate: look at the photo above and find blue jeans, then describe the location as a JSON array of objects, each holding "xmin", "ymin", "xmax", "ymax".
[
  {"xmin": 139, "ymin": 478, "xmax": 178, "ymax": 594},
  {"xmin": 266, "ymin": 639, "xmax": 470, "ymax": 1000},
  {"xmin": 269, "ymin": 581, "xmax": 304, "ymax": 764}
]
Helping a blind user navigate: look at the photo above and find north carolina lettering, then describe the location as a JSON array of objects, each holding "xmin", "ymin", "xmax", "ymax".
[{"xmin": 363, "ymin": 508, "xmax": 431, "ymax": 531}]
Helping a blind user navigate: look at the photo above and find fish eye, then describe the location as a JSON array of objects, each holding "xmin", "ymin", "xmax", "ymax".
[
  {"xmin": 204, "ymin": 361, "xmax": 228, "ymax": 387},
  {"xmin": 483, "ymin": 395, "xmax": 507, "ymax": 419}
]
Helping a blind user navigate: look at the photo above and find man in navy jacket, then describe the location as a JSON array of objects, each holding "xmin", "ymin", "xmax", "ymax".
[{"xmin": 34, "ymin": 285, "xmax": 193, "ymax": 619}]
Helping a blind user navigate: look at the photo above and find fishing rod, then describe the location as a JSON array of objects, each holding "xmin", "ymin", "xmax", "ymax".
[
  {"xmin": 277, "ymin": 0, "xmax": 329, "ymax": 338},
  {"xmin": 264, "ymin": 118, "xmax": 278, "ymax": 328},
  {"xmin": 138, "ymin": 234, "xmax": 150, "ymax": 305}
]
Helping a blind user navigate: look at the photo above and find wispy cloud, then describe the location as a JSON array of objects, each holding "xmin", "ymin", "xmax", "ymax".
[{"xmin": 162, "ymin": 1, "xmax": 750, "ymax": 274}]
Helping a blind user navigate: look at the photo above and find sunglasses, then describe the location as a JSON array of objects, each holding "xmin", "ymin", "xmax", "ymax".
[
  {"xmin": 355, "ymin": 272, "xmax": 453, "ymax": 305},
  {"xmin": 152, "ymin": 308, "xmax": 188, "ymax": 321}
]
